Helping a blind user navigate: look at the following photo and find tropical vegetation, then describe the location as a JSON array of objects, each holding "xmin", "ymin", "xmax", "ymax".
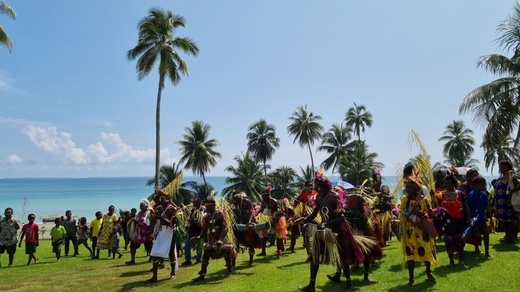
[{"xmin": 0, "ymin": 1, "xmax": 15, "ymax": 53}]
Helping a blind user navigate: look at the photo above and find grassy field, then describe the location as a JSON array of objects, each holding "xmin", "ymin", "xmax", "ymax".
[{"xmin": 0, "ymin": 233, "xmax": 519, "ymax": 291}]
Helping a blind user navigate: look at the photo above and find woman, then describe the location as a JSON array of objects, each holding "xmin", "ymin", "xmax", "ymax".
[
  {"xmin": 96, "ymin": 205, "xmax": 118, "ymax": 256},
  {"xmin": 400, "ymin": 175, "xmax": 437, "ymax": 286},
  {"xmin": 439, "ymin": 174, "xmax": 467, "ymax": 266},
  {"xmin": 493, "ymin": 160, "xmax": 520, "ymax": 244}
]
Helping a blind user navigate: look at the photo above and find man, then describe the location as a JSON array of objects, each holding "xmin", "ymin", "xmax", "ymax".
[
  {"xmin": 0, "ymin": 207, "xmax": 21, "ymax": 267},
  {"xmin": 299, "ymin": 173, "xmax": 364, "ymax": 292},
  {"xmin": 192, "ymin": 196, "xmax": 237, "ymax": 281},
  {"xmin": 182, "ymin": 197, "xmax": 204, "ymax": 266},
  {"xmin": 232, "ymin": 192, "xmax": 259, "ymax": 266},
  {"xmin": 63, "ymin": 210, "xmax": 78, "ymax": 256},
  {"xmin": 256, "ymin": 187, "xmax": 286, "ymax": 258}
]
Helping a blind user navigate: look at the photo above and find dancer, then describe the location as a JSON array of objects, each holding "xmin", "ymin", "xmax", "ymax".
[
  {"xmin": 232, "ymin": 192, "xmax": 261, "ymax": 266},
  {"xmin": 256, "ymin": 187, "xmax": 287, "ymax": 258},
  {"xmin": 126, "ymin": 199, "xmax": 154, "ymax": 265},
  {"xmin": 192, "ymin": 196, "xmax": 237, "ymax": 281},
  {"xmin": 299, "ymin": 172, "xmax": 365, "ymax": 292}
]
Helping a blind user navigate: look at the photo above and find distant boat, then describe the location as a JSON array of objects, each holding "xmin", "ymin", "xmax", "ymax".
[{"xmin": 40, "ymin": 215, "xmax": 77, "ymax": 223}]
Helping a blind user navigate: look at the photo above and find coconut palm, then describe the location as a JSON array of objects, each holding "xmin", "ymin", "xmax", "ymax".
[
  {"xmin": 438, "ymin": 120, "xmax": 478, "ymax": 167},
  {"xmin": 287, "ymin": 105, "xmax": 324, "ymax": 172},
  {"xmin": 145, "ymin": 163, "xmax": 196, "ymax": 205},
  {"xmin": 127, "ymin": 7, "xmax": 199, "ymax": 187},
  {"xmin": 345, "ymin": 103, "xmax": 373, "ymax": 141},
  {"xmin": 222, "ymin": 151, "xmax": 264, "ymax": 201},
  {"xmin": 192, "ymin": 183, "xmax": 217, "ymax": 201},
  {"xmin": 0, "ymin": 2, "xmax": 15, "ymax": 52},
  {"xmin": 268, "ymin": 166, "xmax": 298, "ymax": 200},
  {"xmin": 338, "ymin": 141, "xmax": 383, "ymax": 186},
  {"xmin": 295, "ymin": 165, "xmax": 313, "ymax": 188},
  {"xmin": 483, "ymin": 137, "xmax": 520, "ymax": 173},
  {"xmin": 459, "ymin": 3, "xmax": 520, "ymax": 170},
  {"xmin": 178, "ymin": 120, "xmax": 222, "ymax": 186},
  {"xmin": 317, "ymin": 123, "xmax": 355, "ymax": 176},
  {"xmin": 246, "ymin": 119, "xmax": 280, "ymax": 184}
]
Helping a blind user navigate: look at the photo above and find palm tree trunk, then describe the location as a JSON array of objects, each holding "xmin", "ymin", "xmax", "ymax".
[
  {"xmin": 154, "ymin": 76, "xmax": 164, "ymax": 188},
  {"xmin": 307, "ymin": 143, "xmax": 315, "ymax": 173},
  {"xmin": 202, "ymin": 172, "xmax": 207, "ymax": 186},
  {"xmin": 263, "ymin": 159, "xmax": 268, "ymax": 186}
]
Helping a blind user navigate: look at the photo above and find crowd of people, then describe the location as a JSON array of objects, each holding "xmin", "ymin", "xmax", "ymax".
[{"xmin": 0, "ymin": 160, "xmax": 519, "ymax": 291}]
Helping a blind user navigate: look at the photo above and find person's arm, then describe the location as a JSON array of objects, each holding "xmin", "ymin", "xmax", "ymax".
[
  {"xmin": 18, "ymin": 228, "xmax": 25, "ymax": 247},
  {"xmin": 218, "ymin": 213, "xmax": 228, "ymax": 243},
  {"xmin": 304, "ymin": 205, "xmax": 319, "ymax": 223},
  {"xmin": 35, "ymin": 225, "xmax": 40, "ymax": 246}
]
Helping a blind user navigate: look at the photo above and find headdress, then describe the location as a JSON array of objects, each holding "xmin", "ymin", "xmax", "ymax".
[
  {"xmin": 261, "ymin": 185, "xmax": 273, "ymax": 195},
  {"xmin": 314, "ymin": 170, "xmax": 332, "ymax": 191},
  {"xmin": 404, "ymin": 171, "xmax": 423, "ymax": 187},
  {"xmin": 204, "ymin": 191, "xmax": 216, "ymax": 206}
]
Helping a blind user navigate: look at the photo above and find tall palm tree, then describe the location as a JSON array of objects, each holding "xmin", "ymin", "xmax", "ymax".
[
  {"xmin": 268, "ymin": 166, "xmax": 298, "ymax": 200},
  {"xmin": 127, "ymin": 7, "xmax": 199, "ymax": 188},
  {"xmin": 246, "ymin": 119, "xmax": 280, "ymax": 184},
  {"xmin": 178, "ymin": 120, "xmax": 222, "ymax": 186},
  {"xmin": 145, "ymin": 163, "xmax": 196, "ymax": 205},
  {"xmin": 459, "ymin": 3, "xmax": 520, "ymax": 171},
  {"xmin": 438, "ymin": 120, "xmax": 478, "ymax": 167},
  {"xmin": 295, "ymin": 165, "xmax": 313, "ymax": 189},
  {"xmin": 338, "ymin": 141, "xmax": 383, "ymax": 186},
  {"xmin": 222, "ymin": 151, "xmax": 264, "ymax": 201},
  {"xmin": 287, "ymin": 105, "xmax": 324, "ymax": 172},
  {"xmin": 483, "ymin": 137, "xmax": 520, "ymax": 173},
  {"xmin": 317, "ymin": 123, "xmax": 355, "ymax": 176},
  {"xmin": 345, "ymin": 103, "xmax": 373, "ymax": 141},
  {"xmin": 0, "ymin": 2, "xmax": 15, "ymax": 53}
]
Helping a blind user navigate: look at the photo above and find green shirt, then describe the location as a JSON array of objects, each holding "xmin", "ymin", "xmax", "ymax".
[{"xmin": 50, "ymin": 226, "xmax": 66, "ymax": 242}]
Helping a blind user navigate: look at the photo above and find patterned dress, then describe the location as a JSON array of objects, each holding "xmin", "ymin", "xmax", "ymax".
[
  {"xmin": 493, "ymin": 174, "xmax": 520, "ymax": 222},
  {"xmin": 97, "ymin": 213, "xmax": 118, "ymax": 249},
  {"xmin": 400, "ymin": 195, "xmax": 438, "ymax": 265}
]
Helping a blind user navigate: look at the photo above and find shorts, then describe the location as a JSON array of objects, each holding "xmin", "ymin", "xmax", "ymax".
[
  {"xmin": 130, "ymin": 240, "xmax": 153, "ymax": 251},
  {"xmin": 470, "ymin": 222, "xmax": 490, "ymax": 237},
  {"xmin": 52, "ymin": 240, "xmax": 63, "ymax": 253},
  {"xmin": 0, "ymin": 244, "xmax": 16, "ymax": 255},
  {"xmin": 25, "ymin": 242, "xmax": 37, "ymax": 254}
]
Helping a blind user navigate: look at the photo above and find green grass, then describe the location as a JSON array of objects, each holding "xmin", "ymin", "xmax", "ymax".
[{"xmin": 1, "ymin": 233, "xmax": 519, "ymax": 291}]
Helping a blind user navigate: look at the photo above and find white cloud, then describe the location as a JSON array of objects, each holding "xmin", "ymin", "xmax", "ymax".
[
  {"xmin": 23, "ymin": 125, "xmax": 88, "ymax": 164},
  {"xmin": 0, "ymin": 70, "xmax": 14, "ymax": 91},
  {"xmin": 6, "ymin": 154, "xmax": 22, "ymax": 164},
  {"xmin": 88, "ymin": 132, "xmax": 156, "ymax": 163}
]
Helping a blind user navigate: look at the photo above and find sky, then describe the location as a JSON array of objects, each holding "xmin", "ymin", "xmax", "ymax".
[{"xmin": 0, "ymin": 0, "xmax": 518, "ymax": 179}]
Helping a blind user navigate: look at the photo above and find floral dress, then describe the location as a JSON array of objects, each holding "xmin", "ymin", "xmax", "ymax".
[
  {"xmin": 493, "ymin": 174, "xmax": 520, "ymax": 222},
  {"xmin": 97, "ymin": 213, "xmax": 118, "ymax": 249},
  {"xmin": 400, "ymin": 195, "xmax": 438, "ymax": 265}
]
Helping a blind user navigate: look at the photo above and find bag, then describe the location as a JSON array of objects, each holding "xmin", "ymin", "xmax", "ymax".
[
  {"xmin": 508, "ymin": 173, "xmax": 520, "ymax": 212},
  {"xmin": 407, "ymin": 196, "xmax": 437, "ymax": 237}
]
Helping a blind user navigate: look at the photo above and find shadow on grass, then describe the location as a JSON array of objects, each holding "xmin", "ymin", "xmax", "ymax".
[
  {"xmin": 119, "ymin": 277, "xmax": 176, "ymax": 292},
  {"xmin": 492, "ymin": 243, "xmax": 520, "ymax": 252},
  {"xmin": 119, "ymin": 269, "xmax": 150, "ymax": 277}
]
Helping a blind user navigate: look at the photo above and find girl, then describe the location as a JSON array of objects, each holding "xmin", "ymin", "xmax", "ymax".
[
  {"xmin": 111, "ymin": 225, "xmax": 123, "ymax": 259},
  {"xmin": 75, "ymin": 217, "xmax": 93, "ymax": 257}
]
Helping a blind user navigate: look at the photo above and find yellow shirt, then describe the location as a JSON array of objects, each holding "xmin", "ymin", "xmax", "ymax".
[{"xmin": 89, "ymin": 218, "xmax": 103, "ymax": 237}]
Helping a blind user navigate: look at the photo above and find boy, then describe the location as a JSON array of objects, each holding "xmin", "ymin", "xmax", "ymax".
[
  {"xmin": 89, "ymin": 211, "xmax": 103, "ymax": 259},
  {"xmin": 18, "ymin": 214, "xmax": 40, "ymax": 265},
  {"xmin": 0, "ymin": 207, "xmax": 20, "ymax": 267},
  {"xmin": 466, "ymin": 176, "xmax": 493, "ymax": 258},
  {"xmin": 50, "ymin": 217, "xmax": 66, "ymax": 262}
]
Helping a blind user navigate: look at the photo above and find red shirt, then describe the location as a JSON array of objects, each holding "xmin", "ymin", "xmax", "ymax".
[{"xmin": 22, "ymin": 223, "xmax": 40, "ymax": 243}]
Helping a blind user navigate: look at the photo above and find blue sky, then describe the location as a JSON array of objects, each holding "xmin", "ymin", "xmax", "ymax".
[{"xmin": 0, "ymin": 0, "xmax": 517, "ymax": 178}]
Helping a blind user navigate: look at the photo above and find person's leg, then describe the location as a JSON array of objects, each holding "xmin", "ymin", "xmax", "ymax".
[
  {"xmin": 146, "ymin": 257, "xmax": 159, "ymax": 282},
  {"xmin": 64, "ymin": 236, "xmax": 70, "ymax": 256},
  {"xmin": 126, "ymin": 246, "xmax": 137, "ymax": 264},
  {"xmin": 343, "ymin": 264, "xmax": 353, "ymax": 291},
  {"xmin": 363, "ymin": 254, "xmax": 375, "ymax": 282},
  {"xmin": 257, "ymin": 237, "xmax": 267, "ymax": 256},
  {"xmin": 183, "ymin": 233, "xmax": 193, "ymax": 264},
  {"xmin": 425, "ymin": 261, "xmax": 435, "ymax": 281},
  {"xmin": 407, "ymin": 260, "xmax": 415, "ymax": 285},
  {"xmin": 72, "ymin": 237, "xmax": 79, "ymax": 256},
  {"xmin": 192, "ymin": 253, "xmax": 210, "ymax": 281},
  {"xmin": 276, "ymin": 238, "xmax": 284, "ymax": 257},
  {"xmin": 300, "ymin": 262, "xmax": 319, "ymax": 292},
  {"xmin": 7, "ymin": 245, "xmax": 15, "ymax": 266},
  {"xmin": 327, "ymin": 266, "xmax": 341, "ymax": 282},
  {"xmin": 248, "ymin": 246, "xmax": 255, "ymax": 266}
]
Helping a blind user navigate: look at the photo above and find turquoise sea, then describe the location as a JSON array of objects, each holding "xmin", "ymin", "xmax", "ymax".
[{"xmin": 0, "ymin": 176, "xmax": 228, "ymax": 223}]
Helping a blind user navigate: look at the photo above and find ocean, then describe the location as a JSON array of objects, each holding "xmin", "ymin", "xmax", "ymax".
[{"xmin": 0, "ymin": 176, "xmax": 228, "ymax": 223}]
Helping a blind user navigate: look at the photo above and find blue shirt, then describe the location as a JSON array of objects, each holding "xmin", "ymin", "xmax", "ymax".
[{"xmin": 466, "ymin": 189, "xmax": 488, "ymax": 224}]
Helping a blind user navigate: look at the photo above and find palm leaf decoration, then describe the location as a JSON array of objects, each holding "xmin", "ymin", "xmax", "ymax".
[
  {"xmin": 162, "ymin": 172, "xmax": 184, "ymax": 202},
  {"xmin": 408, "ymin": 130, "xmax": 435, "ymax": 193}
]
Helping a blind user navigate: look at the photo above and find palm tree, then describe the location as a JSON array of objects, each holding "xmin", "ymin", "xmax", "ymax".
[
  {"xmin": 295, "ymin": 165, "xmax": 313, "ymax": 189},
  {"xmin": 192, "ymin": 183, "xmax": 217, "ymax": 201},
  {"xmin": 345, "ymin": 103, "xmax": 373, "ymax": 141},
  {"xmin": 145, "ymin": 163, "xmax": 196, "ymax": 205},
  {"xmin": 222, "ymin": 151, "xmax": 264, "ymax": 201},
  {"xmin": 127, "ymin": 7, "xmax": 199, "ymax": 188},
  {"xmin": 0, "ymin": 2, "xmax": 15, "ymax": 53},
  {"xmin": 483, "ymin": 137, "xmax": 520, "ymax": 173},
  {"xmin": 178, "ymin": 120, "xmax": 222, "ymax": 186},
  {"xmin": 317, "ymin": 123, "xmax": 355, "ymax": 176},
  {"xmin": 268, "ymin": 166, "xmax": 298, "ymax": 200},
  {"xmin": 246, "ymin": 119, "xmax": 280, "ymax": 184},
  {"xmin": 287, "ymin": 105, "xmax": 324, "ymax": 172},
  {"xmin": 459, "ymin": 3, "xmax": 520, "ymax": 171},
  {"xmin": 438, "ymin": 120, "xmax": 478, "ymax": 167},
  {"xmin": 338, "ymin": 141, "xmax": 383, "ymax": 186}
]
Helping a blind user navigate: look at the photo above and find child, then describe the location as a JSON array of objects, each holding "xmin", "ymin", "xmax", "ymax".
[
  {"xmin": 466, "ymin": 176, "xmax": 493, "ymax": 258},
  {"xmin": 75, "ymin": 217, "xmax": 93, "ymax": 257},
  {"xmin": 89, "ymin": 211, "xmax": 103, "ymax": 259},
  {"xmin": 111, "ymin": 225, "xmax": 123, "ymax": 259},
  {"xmin": 50, "ymin": 217, "xmax": 66, "ymax": 262},
  {"xmin": 18, "ymin": 213, "xmax": 39, "ymax": 265}
]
